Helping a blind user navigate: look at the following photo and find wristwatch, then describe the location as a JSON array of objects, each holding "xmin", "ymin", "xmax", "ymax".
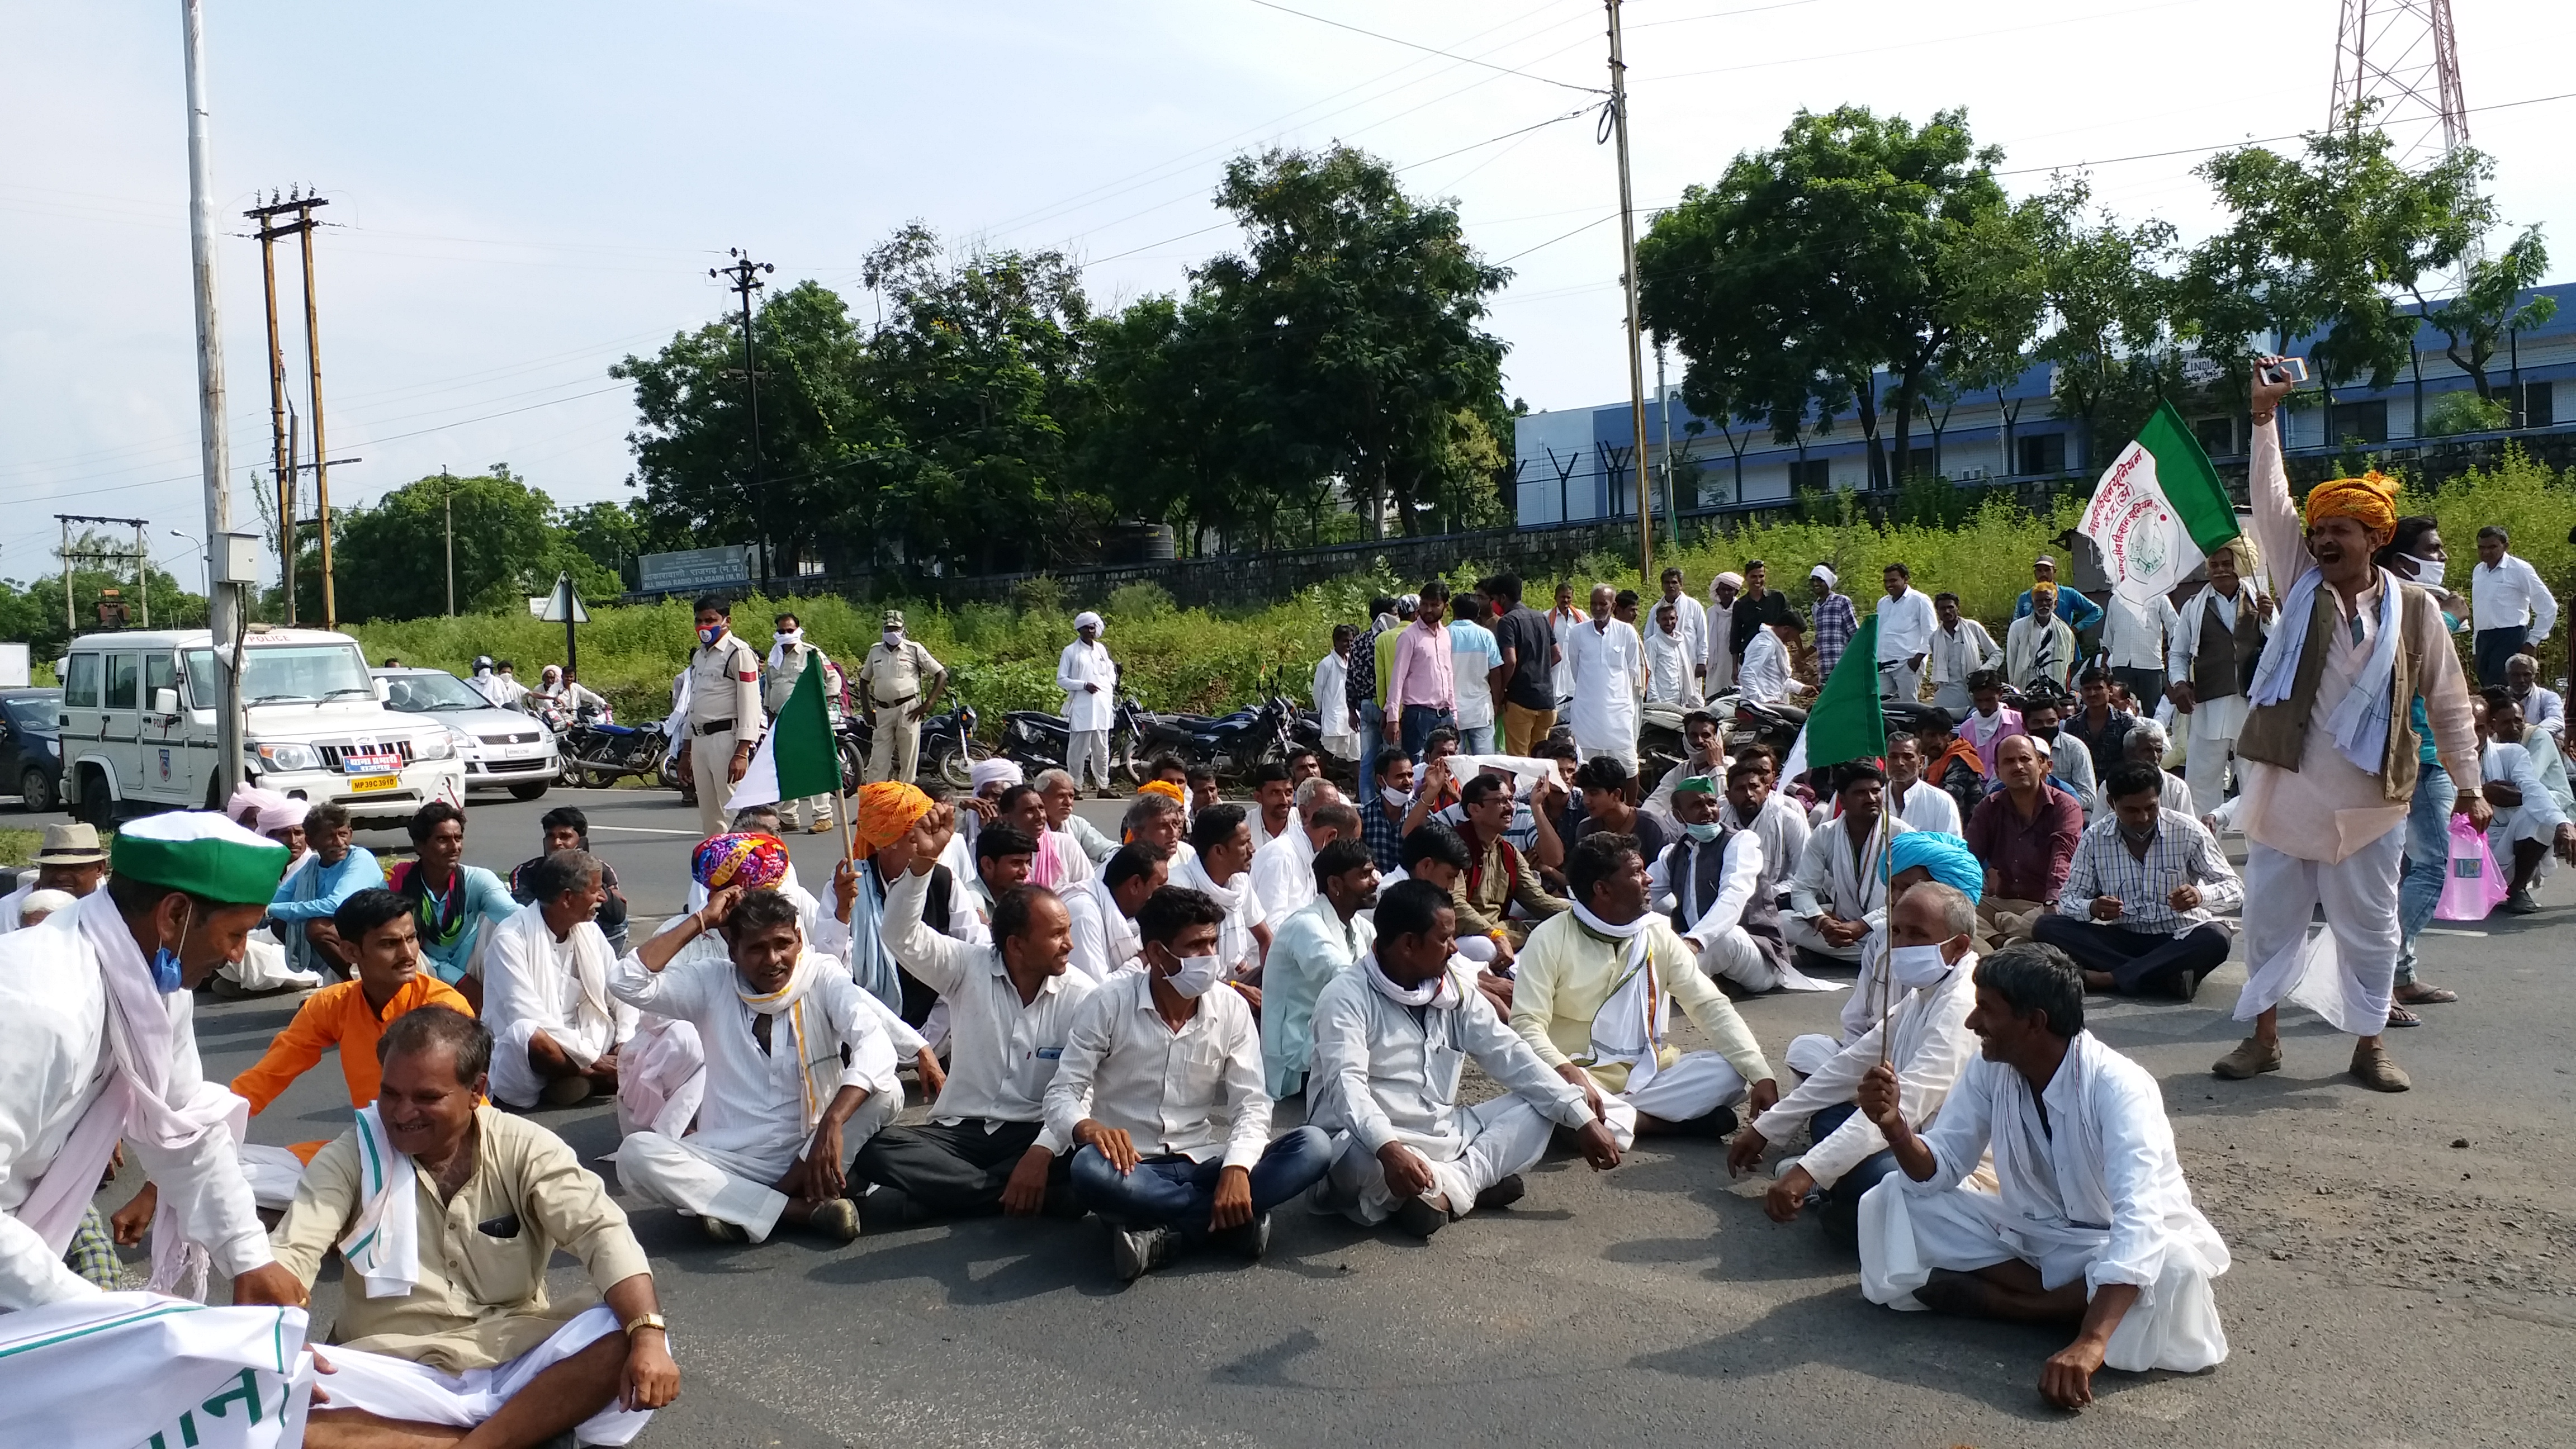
[{"xmin": 622, "ymin": 1311, "xmax": 668, "ymax": 1338}]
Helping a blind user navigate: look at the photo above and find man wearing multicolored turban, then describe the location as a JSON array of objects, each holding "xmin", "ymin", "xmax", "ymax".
[
  {"xmin": 2215, "ymin": 359, "xmax": 2484, "ymax": 1094},
  {"xmin": 694, "ymin": 832, "xmax": 792, "ymax": 895}
]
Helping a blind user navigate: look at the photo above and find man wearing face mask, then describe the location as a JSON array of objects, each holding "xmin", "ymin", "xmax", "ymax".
[
  {"xmin": 2037, "ymin": 761, "xmax": 2242, "ymax": 1000},
  {"xmin": 1048, "ymin": 887, "xmax": 1334, "ymax": 1280},
  {"xmin": 856, "ymin": 609, "xmax": 949, "ymax": 787},
  {"xmin": 0, "ymin": 811, "xmax": 307, "ymax": 1311},
  {"xmin": 1308, "ymin": 879, "xmax": 1622, "ymax": 1238},
  {"xmin": 1730, "ymin": 881, "xmax": 1980, "ymax": 1251},
  {"xmin": 682, "ymin": 595, "xmax": 768, "ymax": 840},
  {"xmin": 1650, "ymin": 778, "xmax": 1794, "ymax": 993}
]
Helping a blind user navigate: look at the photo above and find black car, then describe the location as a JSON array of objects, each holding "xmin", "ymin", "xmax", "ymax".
[{"xmin": 1, "ymin": 686, "xmax": 64, "ymax": 813}]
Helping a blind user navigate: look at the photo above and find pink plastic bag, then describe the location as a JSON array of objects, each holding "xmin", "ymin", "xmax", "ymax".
[{"xmin": 2435, "ymin": 815, "xmax": 2509, "ymax": 920}]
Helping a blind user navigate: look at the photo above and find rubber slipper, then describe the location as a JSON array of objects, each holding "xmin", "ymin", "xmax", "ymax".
[
  {"xmin": 2395, "ymin": 984, "xmax": 2459, "ymax": 1005},
  {"xmin": 2384, "ymin": 1003, "xmax": 2422, "ymax": 1028}
]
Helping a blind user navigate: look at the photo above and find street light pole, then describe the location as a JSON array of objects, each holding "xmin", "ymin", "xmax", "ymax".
[
  {"xmin": 1604, "ymin": 0, "xmax": 1654, "ymax": 583},
  {"xmin": 171, "ymin": 529, "xmax": 206, "ymax": 595}
]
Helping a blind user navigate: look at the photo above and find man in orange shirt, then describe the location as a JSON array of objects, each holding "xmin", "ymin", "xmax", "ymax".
[{"xmin": 113, "ymin": 887, "xmax": 470, "ymax": 1237}]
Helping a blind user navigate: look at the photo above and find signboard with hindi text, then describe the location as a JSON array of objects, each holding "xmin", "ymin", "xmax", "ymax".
[{"xmin": 637, "ymin": 544, "xmax": 756, "ymax": 594}]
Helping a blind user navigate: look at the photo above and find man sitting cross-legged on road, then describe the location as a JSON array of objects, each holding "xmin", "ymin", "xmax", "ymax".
[
  {"xmin": 1046, "ymin": 886, "xmax": 1333, "ymax": 1281},
  {"xmin": 1308, "ymin": 879, "xmax": 1623, "ymax": 1238},
  {"xmin": 480, "ymin": 849, "xmax": 634, "ymax": 1110},
  {"xmin": 1650, "ymin": 774, "xmax": 1799, "ymax": 993},
  {"xmin": 2033, "ymin": 760, "xmax": 2244, "ymax": 1001},
  {"xmin": 1259, "ymin": 838, "xmax": 1381, "ymax": 1101},
  {"xmin": 1730, "ymin": 882, "xmax": 1981, "ymax": 1250},
  {"xmin": 277, "ymin": 1007, "xmax": 679, "ymax": 1448},
  {"xmin": 1855, "ymin": 941, "xmax": 2231, "ymax": 1410},
  {"xmin": 1783, "ymin": 761, "xmax": 1914, "ymax": 969},
  {"xmin": 1509, "ymin": 832, "xmax": 1780, "ymax": 1144},
  {"xmin": 853, "ymin": 806, "xmax": 1100, "ymax": 1224},
  {"xmin": 610, "ymin": 885, "xmax": 905, "ymax": 1246}
]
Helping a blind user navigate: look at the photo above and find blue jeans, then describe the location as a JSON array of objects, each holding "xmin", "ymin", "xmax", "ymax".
[
  {"xmin": 1357, "ymin": 700, "xmax": 1385, "ymax": 798},
  {"xmin": 1805, "ymin": 1102, "xmax": 1899, "ymax": 1252},
  {"xmin": 2395, "ymin": 763, "xmax": 2455, "ymax": 984},
  {"xmin": 1456, "ymin": 723, "xmax": 1495, "ymax": 755},
  {"xmin": 1398, "ymin": 704, "xmax": 1456, "ymax": 763},
  {"xmin": 1070, "ymin": 1126, "xmax": 1334, "ymax": 1235}
]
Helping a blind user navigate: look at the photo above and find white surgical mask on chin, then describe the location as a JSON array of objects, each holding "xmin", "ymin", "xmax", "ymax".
[
  {"xmin": 1381, "ymin": 785, "xmax": 1410, "ymax": 808},
  {"xmin": 1163, "ymin": 953, "xmax": 1224, "ymax": 999},
  {"xmin": 2404, "ymin": 553, "xmax": 2446, "ymax": 589},
  {"xmin": 1887, "ymin": 943, "xmax": 1955, "ymax": 991}
]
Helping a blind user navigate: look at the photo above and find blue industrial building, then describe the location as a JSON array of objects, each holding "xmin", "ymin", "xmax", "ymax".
[{"xmin": 1514, "ymin": 285, "xmax": 2575, "ymax": 525}]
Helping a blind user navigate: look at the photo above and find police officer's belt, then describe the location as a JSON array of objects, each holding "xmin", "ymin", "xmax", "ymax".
[
  {"xmin": 693, "ymin": 717, "xmax": 736, "ymax": 736},
  {"xmin": 872, "ymin": 693, "xmax": 918, "ymax": 711}
]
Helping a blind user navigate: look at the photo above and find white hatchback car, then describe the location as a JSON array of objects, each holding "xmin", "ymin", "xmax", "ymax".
[{"xmin": 374, "ymin": 667, "xmax": 558, "ymax": 801}]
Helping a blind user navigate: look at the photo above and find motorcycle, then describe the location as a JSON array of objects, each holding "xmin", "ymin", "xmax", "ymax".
[
  {"xmin": 836, "ymin": 703, "xmax": 984, "ymax": 792},
  {"xmin": 1729, "ymin": 695, "xmax": 1809, "ymax": 758},
  {"xmin": 999, "ymin": 696, "xmax": 1147, "ymax": 783},
  {"xmin": 558, "ymin": 706, "xmax": 680, "ymax": 789}
]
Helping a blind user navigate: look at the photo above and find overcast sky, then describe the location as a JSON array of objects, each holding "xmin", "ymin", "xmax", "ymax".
[{"xmin": 6, "ymin": 0, "xmax": 2571, "ymax": 592}]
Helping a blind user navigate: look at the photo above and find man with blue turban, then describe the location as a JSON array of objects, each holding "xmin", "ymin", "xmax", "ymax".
[{"xmin": 1784, "ymin": 830, "xmax": 1982, "ymax": 1079}]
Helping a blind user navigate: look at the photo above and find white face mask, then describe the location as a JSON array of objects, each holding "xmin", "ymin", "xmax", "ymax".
[
  {"xmin": 1382, "ymin": 784, "xmax": 1410, "ymax": 808},
  {"xmin": 1163, "ymin": 952, "xmax": 1224, "ymax": 999},
  {"xmin": 2404, "ymin": 553, "xmax": 2446, "ymax": 588},
  {"xmin": 883, "ymin": 630, "xmax": 903, "ymax": 647},
  {"xmin": 1888, "ymin": 943, "xmax": 1956, "ymax": 991},
  {"xmin": 1683, "ymin": 820, "xmax": 1722, "ymax": 842}
]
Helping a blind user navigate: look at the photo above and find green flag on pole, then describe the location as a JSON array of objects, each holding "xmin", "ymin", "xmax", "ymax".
[
  {"xmin": 1797, "ymin": 614, "xmax": 1888, "ymax": 773},
  {"xmin": 725, "ymin": 657, "xmax": 839, "ymax": 811}
]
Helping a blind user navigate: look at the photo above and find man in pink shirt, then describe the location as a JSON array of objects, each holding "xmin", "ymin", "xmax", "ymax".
[
  {"xmin": 1385, "ymin": 577, "xmax": 1460, "ymax": 766},
  {"xmin": 2214, "ymin": 358, "xmax": 2486, "ymax": 1093}
]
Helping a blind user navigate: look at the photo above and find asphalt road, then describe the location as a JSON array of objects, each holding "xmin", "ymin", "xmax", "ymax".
[{"xmin": 32, "ymin": 783, "xmax": 2576, "ymax": 1447}]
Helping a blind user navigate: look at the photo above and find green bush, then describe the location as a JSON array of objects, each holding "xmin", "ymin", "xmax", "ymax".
[
  {"xmin": 340, "ymin": 456, "xmax": 2569, "ymax": 730},
  {"xmin": 2421, "ymin": 391, "xmax": 2511, "ymax": 437}
]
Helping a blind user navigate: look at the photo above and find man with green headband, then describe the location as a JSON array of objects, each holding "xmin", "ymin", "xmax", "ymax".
[{"xmin": 0, "ymin": 811, "xmax": 306, "ymax": 1311}]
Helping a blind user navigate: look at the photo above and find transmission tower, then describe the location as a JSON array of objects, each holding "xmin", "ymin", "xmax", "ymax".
[{"xmin": 2328, "ymin": 0, "xmax": 2469, "ymax": 170}]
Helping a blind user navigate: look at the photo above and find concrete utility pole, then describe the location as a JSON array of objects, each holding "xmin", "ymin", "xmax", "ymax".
[
  {"xmin": 712, "ymin": 249, "xmax": 775, "ymax": 595},
  {"xmin": 1604, "ymin": 0, "xmax": 1654, "ymax": 581},
  {"xmin": 296, "ymin": 194, "xmax": 337, "ymax": 628},
  {"xmin": 442, "ymin": 466, "xmax": 456, "ymax": 616},
  {"xmin": 181, "ymin": 0, "xmax": 243, "ymax": 793},
  {"xmin": 245, "ymin": 191, "xmax": 309, "ymax": 622}
]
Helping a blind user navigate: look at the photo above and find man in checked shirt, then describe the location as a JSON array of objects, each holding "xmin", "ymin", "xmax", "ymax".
[{"xmin": 2032, "ymin": 760, "xmax": 2243, "ymax": 1000}]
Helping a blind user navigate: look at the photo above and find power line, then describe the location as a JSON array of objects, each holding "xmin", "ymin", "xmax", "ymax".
[{"xmin": 1236, "ymin": 0, "xmax": 1604, "ymax": 93}]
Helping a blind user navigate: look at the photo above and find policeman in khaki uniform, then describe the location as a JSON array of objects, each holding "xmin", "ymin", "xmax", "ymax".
[
  {"xmin": 684, "ymin": 595, "xmax": 766, "ymax": 839},
  {"xmin": 855, "ymin": 608, "xmax": 948, "ymax": 785}
]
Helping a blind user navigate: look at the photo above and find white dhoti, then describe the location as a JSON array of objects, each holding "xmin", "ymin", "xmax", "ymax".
[
  {"xmin": 1602, "ymin": 1052, "xmax": 1742, "ymax": 1148},
  {"xmin": 1318, "ymin": 1096, "xmax": 1577, "ymax": 1225},
  {"xmin": 308, "ymin": 1303, "xmax": 656, "ymax": 1446},
  {"xmin": 220, "ymin": 927, "xmax": 323, "ymax": 993},
  {"xmin": 613, "ymin": 1092, "xmax": 897, "ymax": 1242},
  {"xmin": 1783, "ymin": 1032, "xmax": 1844, "ymax": 1079},
  {"xmin": 614, "ymin": 1017, "xmax": 707, "ymax": 1140},
  {"xmin": 1781, "ymin": 915, "xmax": 1863, "ymax": 962},
  {"xmin": 1858, "ymin": 1178, "xmax": 2229, "ymax": 1375},
  {"xmin": 239, "ymin": 1143, "xmax": 310, "ymax": 1212},
  {"xmin": 2233, "ymin": 830, "xmax": 2403, "ymax": 1036},
  {"xmin": 1698, "ymin": 927, "xmax": 1840, "ymax": 996},
  {"xmin": 490, "ymin": 1016, "xmax": 618, "ymax": 1109},
  {"xmin": 2180, "ymin": 693, "xmax": 2248, "ymax": 817}
]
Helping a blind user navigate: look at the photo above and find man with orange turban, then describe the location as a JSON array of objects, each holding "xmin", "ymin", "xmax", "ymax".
[{"xmin": 2212, "ymin": 361, "xmax": 2486, "ymax": 1095}]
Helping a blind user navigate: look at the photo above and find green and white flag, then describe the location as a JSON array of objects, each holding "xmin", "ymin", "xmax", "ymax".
[
  {"xmin": 727, "ymin": 657, "xmax": 840, "ymax": 812},
  {"xmin": 2078, "ymin": 399, "xmax": 2241, "ymax": 607}
]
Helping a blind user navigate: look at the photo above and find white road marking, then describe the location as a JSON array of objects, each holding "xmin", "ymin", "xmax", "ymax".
[{"xmin": 585, "ymin": 823, "xmax": 703, "ymax": 836}]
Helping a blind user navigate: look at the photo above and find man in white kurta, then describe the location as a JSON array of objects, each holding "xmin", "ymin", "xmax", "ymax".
[
  {"xmin": 610, "ymin": 889, "xmax": 903, "ymax": 1244},
  {"xmin": 0, "ymin": 813, "xmax": 304, "ymax": 1312},
  {"xmin": 1857, "ymin": 943, "xmax": 2230, "ymax": 1408},
  {"xmin": 1734, "ymin": 882, "xmax": 1980, "ymax": 1246},
  {"xmin": 1783, "ymin": 765, "xmax": 1913, "ymax": 964},
  {"xmin": 480, "ymin": 853, "xmax": 637, "ymax": 1109},
  {"xmin": 1874, "ymin": 565, "xmax": 1940, "ymax": 703},
  {"xmin": 2165, "ymin": 537, "xmax": 2268, "ymax": 816},
  {"xmin": 1703, "ymin": 572, "xmax": 1741, "ymax": 697},
  {"xmin": 1927, "ymin": 593, "xmax": 2001, "ymax": 717},
  {"xmin": 1066, "ymin": 841, "xmax": 1166, "ymax": 983},
  {"xmin": 2214, "ymin": 365, "xmax": 2483, "ymax": 1092},
  {"xmin": 1565, "ymin": 584, "xmax": 1645, "ymax": 769},
  {"xmin": 1309, "ymin": 879, "xmax": 1621, "ymax": 1234},
  {"xmin": 1057, "ymin": 611, "xmax": 1119, "ymax": 792},
  {"xmin": 1172, "ymin": 804, "xmax": 1268, "ymax": 984}
]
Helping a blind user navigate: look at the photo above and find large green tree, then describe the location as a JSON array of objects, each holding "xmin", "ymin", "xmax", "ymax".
[
  {"xmin": 2182, "ymin": 120, "xmax": 2493, "ymax": 428},
  {"xmin": 2413, "ymin": 226, "xmax": 2556, "ymax": 403},
  {"xmin": 1189, "ymin": 145, "xmax": 1511, "ymax": 539},
  {"xmin": 1639, "ymin": 106, "xmax": 2047, "ymax": 489},
  {"xmin": 327, "ymin": 466, "xmax": 611, "ymax": 622},
  {"xmin": 0, "ymin": 531, "xmax": 204, "ymax": 658},
  {"xmin": 2035, "ymin": 188, "xmax": 2186, "ymax": 468}
]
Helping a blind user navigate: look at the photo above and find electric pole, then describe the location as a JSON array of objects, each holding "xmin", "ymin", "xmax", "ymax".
[
  {"xmin": 442, "ymin": 466, "xmax": 456, "ymax": 616},
  {"xmin": 712, "ymin": 249, "xmax": 775, "ymax": 595},
  {"xmin": 1604, "ymin": 0, "xmax": 1654, "ymax": 582},
  {"xmin": 297, "ymin": 193, "xmax": 337, "ymax": 628},
  {"xmin": 182, "ymin": 0, "xmax": 244, "ymax": 795},
  {"xmin": 246, "ymin": 190, "xmax": 300, "ymax": 617}
]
